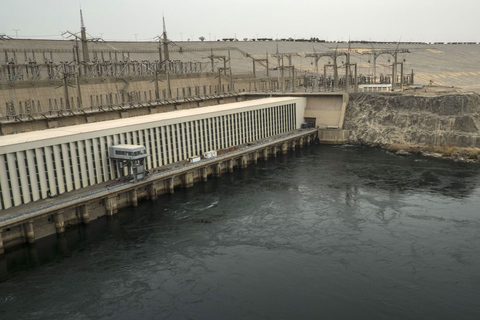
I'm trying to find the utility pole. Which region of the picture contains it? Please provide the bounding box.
[157,36,162,62]
[162,17,170,62]
[80,10,90,62]
[333,48,339,90]
[228,50,233,92]
[358,45,409,87]
[166,65,171,99]
[62,63,71,110]
[345,43,351,92]
[266,52,269,77]
[154,63,160,100]
[73,50,83,108]
[272,46,299,92]
[206,49,228,74]
[306,48,346,91]
[250,54,269,78]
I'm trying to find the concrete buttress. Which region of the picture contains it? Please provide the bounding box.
[215,163,222,177]
[241,155,248,169]
[147,184,158,200]
[0,229,4,255]
[167,177,175,194]
[183,172,194,188]
[105,196,118,216]
[80,205,90,224]
[25,221,35,243]
[129,189,138,207]
[54,212,65,234]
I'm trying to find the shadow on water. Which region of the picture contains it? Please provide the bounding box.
[2,145,480,281]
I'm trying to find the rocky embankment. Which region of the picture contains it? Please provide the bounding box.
[344,92,480,162]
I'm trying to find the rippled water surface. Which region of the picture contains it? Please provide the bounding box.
[1,145,480,320]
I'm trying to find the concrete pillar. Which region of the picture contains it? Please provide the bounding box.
[54,212,65,234]
[167,177,175,194]
[228,159,234,173]
[291,140,296,151]
[273,145,278,157]
[183,172,194,188]
[129,189,138,207]
[241,155,248,169]
[202,167,208,182]
[0,229,4,255]
[307,136,311,145]
[80,205,90,224]
[281,142,288,154]
[147,184,158,200]
[253,152,258,164]
[215,163,222,177]
[263,148,269,160]
[105,196,118,216]
[299,138,304,148]
[25,220,35,243]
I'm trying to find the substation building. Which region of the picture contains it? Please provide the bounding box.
[0,97,306,210]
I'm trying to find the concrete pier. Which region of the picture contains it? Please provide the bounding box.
[80,205,90,224]
[25,221,35,243]
[54,212,65,234]
[0,229,4,254]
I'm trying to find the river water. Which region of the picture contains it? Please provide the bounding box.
[1,145,480,320]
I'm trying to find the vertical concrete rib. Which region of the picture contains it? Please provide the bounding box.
[161,126,167,166]
[93,138,103,183]
[17,151,31,204]
[61,144,73,192]
[166,125,172,164]
[0,155,11,209]
[7,153,21,206]
[156,127,162,166]
[53,145,65,194]
[85,140,95,186]
[26,149,40,201]
[77,141,88,187]
[99,136,108,180]
[69,142,81,190]
[35,148,48,199]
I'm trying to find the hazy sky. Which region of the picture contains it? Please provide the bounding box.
[1,0,479,42]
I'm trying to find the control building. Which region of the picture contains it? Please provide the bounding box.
[0,97,306,210]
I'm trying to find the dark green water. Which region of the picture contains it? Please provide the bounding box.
[1,145,480,320]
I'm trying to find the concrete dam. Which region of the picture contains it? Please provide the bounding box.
[1,29,480,252]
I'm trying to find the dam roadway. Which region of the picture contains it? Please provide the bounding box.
[0,128,318,253]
